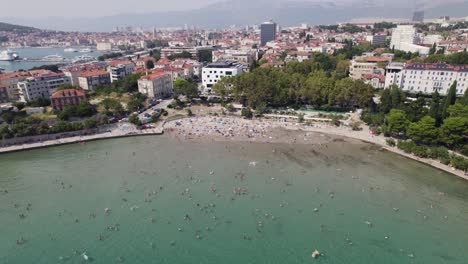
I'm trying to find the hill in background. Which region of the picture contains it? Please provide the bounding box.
[0,22,39,33]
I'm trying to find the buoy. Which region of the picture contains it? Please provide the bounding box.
[311,250,320,258]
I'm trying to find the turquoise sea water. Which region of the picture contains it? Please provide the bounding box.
[1,135,468,263]
[0,47,103,71]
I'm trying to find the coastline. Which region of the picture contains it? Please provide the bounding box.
[163,115,468,181]
[0,115,466,181]
[0,123,163,155]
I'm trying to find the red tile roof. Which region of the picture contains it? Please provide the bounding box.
[363,73,385,82]
[51,89,85,99]
[79,70,109,78]
[139,72,171,81]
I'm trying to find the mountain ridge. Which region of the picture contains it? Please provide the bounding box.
[1,0,467,32]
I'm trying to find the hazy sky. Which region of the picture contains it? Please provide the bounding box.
[1,0,220,18]
[1,0,462,18]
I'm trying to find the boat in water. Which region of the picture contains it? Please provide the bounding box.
[42,54,66,62]
[0,49,19,61]
[79,48,93,53]
[64,48,78,52]
[72,55,97,64]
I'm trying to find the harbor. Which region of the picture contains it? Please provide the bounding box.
[0,47,103,71]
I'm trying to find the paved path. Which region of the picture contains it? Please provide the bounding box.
[0,122,163,154]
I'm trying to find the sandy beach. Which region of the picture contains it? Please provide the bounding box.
[0,113,466,180]
[164,115,468,181]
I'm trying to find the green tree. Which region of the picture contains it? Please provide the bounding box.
[198,50,213,62]
[386,109,409,136]
[442,81,458,119]
[75,101,96,117]
[128,114,142,126]
[447,102,468,118]
[429,90,442,126]
[241,107,253,119]
[379,88,393,113]
[407,116,439,144]
[168,51,192,60]
[439,117,468,147]
[146,60,155,69]
[173,79,198,99]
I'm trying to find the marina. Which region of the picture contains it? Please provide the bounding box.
[0,47,103,71]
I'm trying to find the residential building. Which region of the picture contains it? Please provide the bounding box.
[107,60,136,83]
[386,63,468,95]
[390,25,429,55]
[438,40,468,54]
[349,55,390,80]
[17,71,71,102]
[135,57,156,68]
[371,34,387,46]
[363,74,385,89]
[96,42,112,51]
[62,63,105,87]
[212,50,257,67]
[260,21,277,46]
[160,46,213,61]
[0,85,9,103]
[390,25,417,50]
[202,61,244,93]
[0,71,31,101]
[50,89,86,111]
[78,70,111,91]
[384,62,405,88]
[138,72,173,99]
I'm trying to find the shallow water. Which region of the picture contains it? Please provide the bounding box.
[1,135,468,264]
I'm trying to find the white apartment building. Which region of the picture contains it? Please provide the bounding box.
[107,60,136,83]
[390,25,417,50]
[390,25,430,55]
[202,61,244,93]
[17,72,71,102]
[138,72,173,99]
[385,63,468,95]
[212,50,257,67]
[96,42,112,51]
[384,62,405,88]
[78,70,111,91]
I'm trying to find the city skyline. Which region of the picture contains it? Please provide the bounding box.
[1,0,465,18]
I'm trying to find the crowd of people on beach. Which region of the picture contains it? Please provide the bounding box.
[165,116,276,141]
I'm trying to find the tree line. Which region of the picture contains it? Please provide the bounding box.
[213,53,373,111]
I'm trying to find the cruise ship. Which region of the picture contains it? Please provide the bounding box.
[72,55,96,64]
[0,50,19,61]
[42,54,66,62]
[79,48,93,53]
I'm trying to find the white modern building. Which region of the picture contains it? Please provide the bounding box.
[384,62,405,88]
[17,72,71,102]
[107,60,136,83]
[390,25,417,50]
[385,63,468,95]
[96,42,112,51]
[390,25,430,55]
[138,72,173,99]
[201,61,244,93]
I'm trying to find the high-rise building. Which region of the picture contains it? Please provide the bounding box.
[412,11,424,22]
[390,25,430,55]
[260,20,277,46]
[390,25,417,50]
